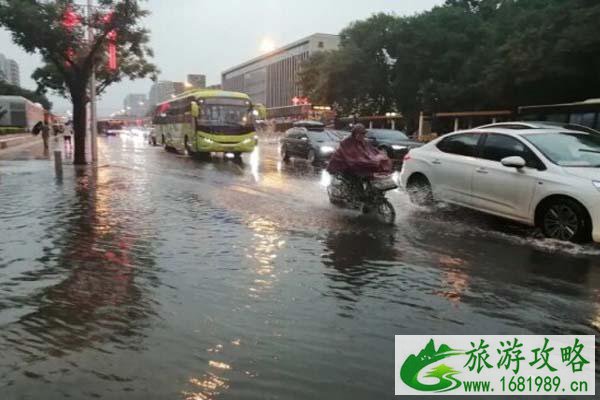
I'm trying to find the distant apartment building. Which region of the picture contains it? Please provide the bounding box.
[221,33,339,107]
[123,93,148,117]
[0,53,20,87]
[187,74,206,89]
[147,81,185,110]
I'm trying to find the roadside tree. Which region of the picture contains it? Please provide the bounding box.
[0,0,157,164]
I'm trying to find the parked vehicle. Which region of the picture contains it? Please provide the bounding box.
[280,122,340,165]
[400,127,600,243]
[477,121,600,135]
[366,129,422,165]
[328,173,398,224]
[0,95,45,132]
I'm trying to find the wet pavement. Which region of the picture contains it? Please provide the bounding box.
[0,134,599,399]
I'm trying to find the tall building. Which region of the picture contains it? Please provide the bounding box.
[123,93,148,117]
[187,74,206,89]
[0,53,20,86]
[147,81,185,110]
[221,33,339,107]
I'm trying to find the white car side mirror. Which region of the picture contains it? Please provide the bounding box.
[501,156,526,169]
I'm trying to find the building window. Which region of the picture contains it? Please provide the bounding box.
[318,41,324,48]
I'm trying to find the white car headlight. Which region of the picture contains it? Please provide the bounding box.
[320,145,335,154]
[241,138,253,144]
[593,181,600,191]
[391,145,407,150]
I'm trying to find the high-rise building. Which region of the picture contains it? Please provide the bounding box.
[187,74,206,89]
[123,93,148,117]
[8,60,19,87]
[221,33,339,107]
[0,53,20,87]
[147,81,185,111]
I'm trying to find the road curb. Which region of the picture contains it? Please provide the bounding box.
[0,134,35,149]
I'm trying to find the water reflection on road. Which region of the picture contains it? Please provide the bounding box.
[0,136,598,399]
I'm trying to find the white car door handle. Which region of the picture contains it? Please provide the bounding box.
[476,167,488,174]
[432,159,442,165]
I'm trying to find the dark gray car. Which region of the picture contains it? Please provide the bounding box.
[365,129,422,166]
[280,126,340,165]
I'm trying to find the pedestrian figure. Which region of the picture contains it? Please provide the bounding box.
[41,121,50,152]
[63,121,73,149]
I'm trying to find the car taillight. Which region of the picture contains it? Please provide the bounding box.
[403,153,411,162]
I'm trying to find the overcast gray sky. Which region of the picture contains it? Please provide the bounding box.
[0,0,443,117]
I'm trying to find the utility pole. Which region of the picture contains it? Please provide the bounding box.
[88,0,98,163]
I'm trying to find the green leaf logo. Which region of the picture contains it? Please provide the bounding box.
[400,339,464,392]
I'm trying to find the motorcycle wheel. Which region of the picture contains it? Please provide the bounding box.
[374,199,396,225]
[327,185,344,206]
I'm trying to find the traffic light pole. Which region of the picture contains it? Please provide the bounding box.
[88,0,98,163]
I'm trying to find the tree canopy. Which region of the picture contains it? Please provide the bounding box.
[299,0,600,124]
[0,80,52,110]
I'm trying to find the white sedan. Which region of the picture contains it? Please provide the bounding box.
[400,128,600,243]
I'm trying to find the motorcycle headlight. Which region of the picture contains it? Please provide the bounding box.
[320,145,335,154]
[391,145,407,150]
[593,180,600,191]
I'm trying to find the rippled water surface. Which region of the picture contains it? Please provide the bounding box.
[1,136,599,399]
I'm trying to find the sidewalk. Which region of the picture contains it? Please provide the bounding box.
[0,135,69,161]
[0,133,34,149]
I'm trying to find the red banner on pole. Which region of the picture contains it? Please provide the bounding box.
[103,11,118,71]
[62,5,81,67]
[107,30,117,70]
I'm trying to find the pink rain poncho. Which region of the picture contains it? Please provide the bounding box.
[327,134,393,176]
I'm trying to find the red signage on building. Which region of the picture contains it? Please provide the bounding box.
[292,96,310,106]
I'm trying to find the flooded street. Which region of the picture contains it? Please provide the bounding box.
[1,135,599,399]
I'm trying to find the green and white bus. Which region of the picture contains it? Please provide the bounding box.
[152,89,258,157]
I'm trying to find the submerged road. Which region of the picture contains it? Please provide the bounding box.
[0,134,598,399]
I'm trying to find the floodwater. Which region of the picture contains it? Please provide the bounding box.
[0,135,598,399]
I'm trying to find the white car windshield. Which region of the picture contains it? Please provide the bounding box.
[525,132,600,167]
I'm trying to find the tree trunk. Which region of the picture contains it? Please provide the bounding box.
[72,89,88,165]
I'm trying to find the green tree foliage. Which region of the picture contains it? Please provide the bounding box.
[0,0,158,164]
[0,80,52,110]
[299,0,600,127]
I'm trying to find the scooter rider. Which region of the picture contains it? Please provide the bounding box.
[327,123,392,190]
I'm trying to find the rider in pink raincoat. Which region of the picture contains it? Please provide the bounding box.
[327,123,392,176]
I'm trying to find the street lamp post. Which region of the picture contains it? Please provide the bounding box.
[88,0,98,163]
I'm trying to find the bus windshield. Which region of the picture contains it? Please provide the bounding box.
[198,98,252,127]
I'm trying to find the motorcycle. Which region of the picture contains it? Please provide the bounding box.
[327,173,398,224]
